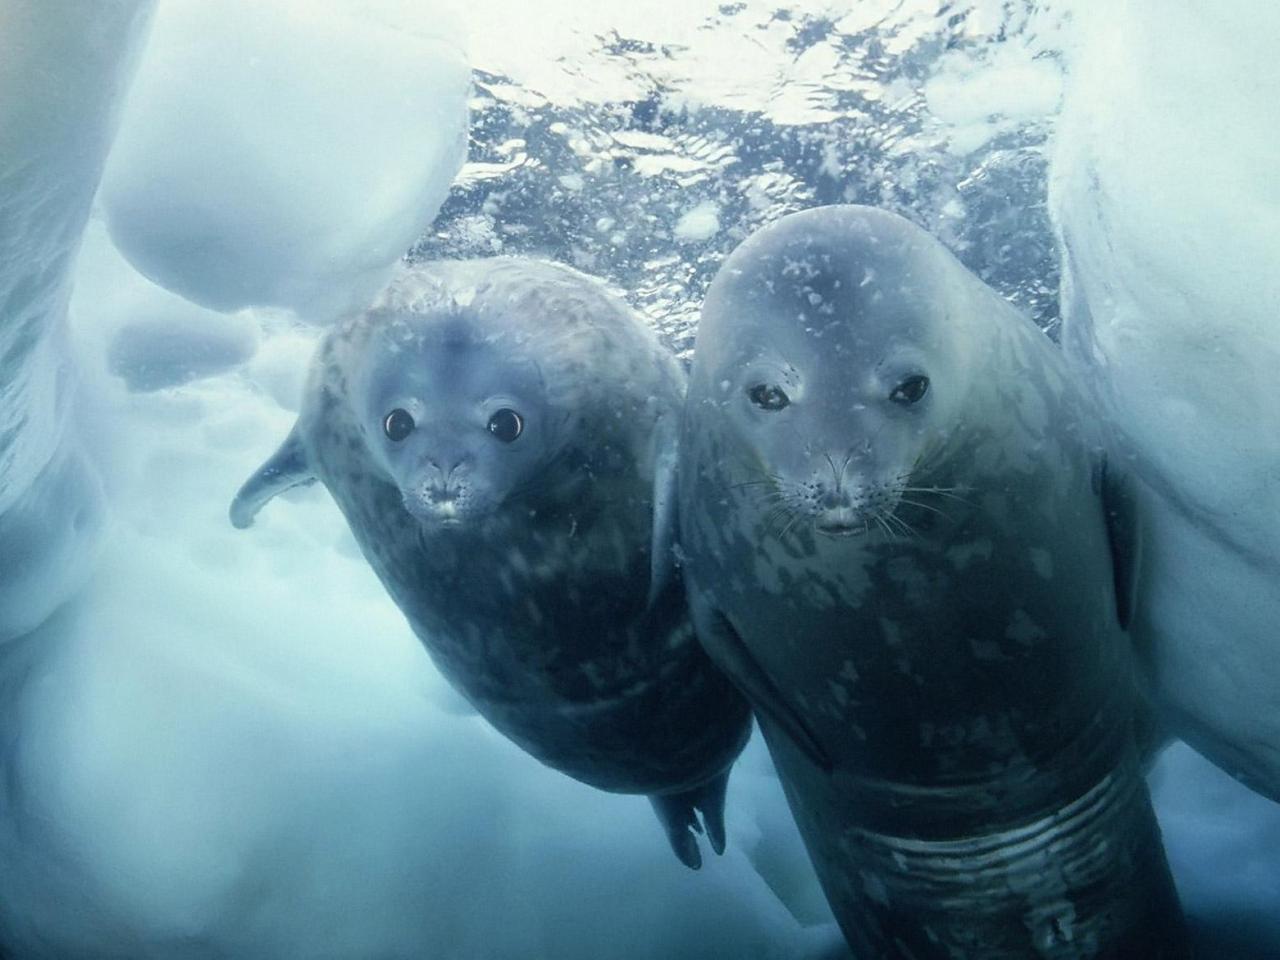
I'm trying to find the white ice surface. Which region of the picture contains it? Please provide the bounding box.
[0,0,155,641]
[1050,0,1280,797]
[99,0,471,319]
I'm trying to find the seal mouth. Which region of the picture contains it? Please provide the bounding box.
[814,520,865,538]
[813,505,866,538]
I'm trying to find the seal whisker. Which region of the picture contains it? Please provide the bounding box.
[885,511,919,539]
[872,514,897,541]
[877,511,905,539]
[902,485,973,505]
[762,504,794,535]
[778,512,806,544]
[897,497,951,520]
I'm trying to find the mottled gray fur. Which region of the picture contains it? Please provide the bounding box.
[679,206,1189,957]
[233,258,750,868]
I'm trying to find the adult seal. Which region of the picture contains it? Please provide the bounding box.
[231,258,751,868]
[678,206,1190,957]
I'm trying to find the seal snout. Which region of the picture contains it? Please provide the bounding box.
[404,459,476,525]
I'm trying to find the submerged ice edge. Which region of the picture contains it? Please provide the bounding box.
[0,0,156,642]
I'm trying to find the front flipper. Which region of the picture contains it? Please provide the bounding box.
[1095,453,1141,631]
[649,770,732,870]
[688,589,833,773]
[229,426,316,529]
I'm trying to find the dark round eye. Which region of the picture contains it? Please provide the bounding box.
[383,408,415,442]
[748,383,790,411]
[889,375,930,406]
[487,407,524,443]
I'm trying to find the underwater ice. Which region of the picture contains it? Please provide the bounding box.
[0,0,153,643]
[0,2,840,957]
[99,0,471,319]
[1,0,1278,956]
[1051,1,1280,800]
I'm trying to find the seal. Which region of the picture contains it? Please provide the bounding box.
[678,206,1191,956]
[230,258,751,869]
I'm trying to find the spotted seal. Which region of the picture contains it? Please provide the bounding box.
[231,258,750,868]
[678,206,1190,955]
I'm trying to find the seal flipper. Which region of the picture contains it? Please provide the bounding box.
[649,791,704,870]
[1096,453,1140,631]
[646,416,679,609]
[688,589,833,773]
[648,768,733,870]
[691,768,730,856]
[229,426,316,529]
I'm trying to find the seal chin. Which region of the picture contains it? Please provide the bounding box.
[402,494,470,528]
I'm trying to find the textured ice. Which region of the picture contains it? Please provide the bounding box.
[0,0,154,641]
[71,223,260,393]
[99,0,471,319]
[1051,0,1280,799]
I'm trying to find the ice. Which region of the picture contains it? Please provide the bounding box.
[71,223,260,394]
[0,0,155,641]
[1050,1,1280,798]
[0,4,837,954]
[98,0,471,319]
[674,202,722,243]
[0,359,836,958]
[1151,744,1280,957]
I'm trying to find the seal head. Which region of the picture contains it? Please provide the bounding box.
[698,210,976,542]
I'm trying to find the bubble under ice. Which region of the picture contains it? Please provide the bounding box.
[0,1,1278,958]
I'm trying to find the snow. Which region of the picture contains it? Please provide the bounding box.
[98,0,471,319]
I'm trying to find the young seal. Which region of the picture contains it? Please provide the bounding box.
[231,258,751,869]
[678,206,1191,957]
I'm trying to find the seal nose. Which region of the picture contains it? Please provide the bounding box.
[819,486,847,510]
[423,481,455,504]
[420,457,470,504]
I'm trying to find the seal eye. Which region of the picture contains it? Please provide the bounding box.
[487,407,524,443]
[383,408,415,442]
[889,375,930,406]
[748,383,790,411]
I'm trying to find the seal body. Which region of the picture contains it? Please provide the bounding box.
[679,206,1189,956]
[232,258,750,868]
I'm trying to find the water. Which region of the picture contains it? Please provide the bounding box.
[418,0,1062,357]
